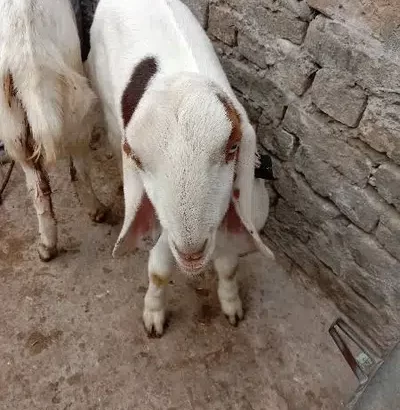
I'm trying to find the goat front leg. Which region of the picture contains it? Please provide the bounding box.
[143,231,174,337]
[20,160,58,262]
[69,155,107,222]
[213,251,243,326]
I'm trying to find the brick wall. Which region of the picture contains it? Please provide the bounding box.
[81,0,400,352]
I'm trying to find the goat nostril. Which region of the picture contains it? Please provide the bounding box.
[175,240,207,261]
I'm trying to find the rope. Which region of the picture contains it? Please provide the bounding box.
[0,160,15,205]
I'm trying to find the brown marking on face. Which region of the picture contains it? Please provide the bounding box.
[123,138,143,169]
[3,72,14,108]
[217,96,242,163]
[121,57,158,128]
[151,274,169,288]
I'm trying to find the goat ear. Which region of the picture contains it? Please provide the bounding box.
[112,152,160,257]
[222,101,275,260]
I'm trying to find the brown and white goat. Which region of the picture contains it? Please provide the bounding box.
[87,0,275,335]
[0,0,106,261]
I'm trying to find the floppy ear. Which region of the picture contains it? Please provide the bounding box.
[112,57,160,257]
[112,143,160,257]
[221,100,275,260]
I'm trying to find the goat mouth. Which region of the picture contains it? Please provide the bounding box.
[176,257,208,274]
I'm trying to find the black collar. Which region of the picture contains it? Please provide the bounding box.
[255,154,275,180]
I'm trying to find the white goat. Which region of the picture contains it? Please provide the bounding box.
[87,0,275,336]
[0,0,107,261]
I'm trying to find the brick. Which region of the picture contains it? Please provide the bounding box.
[274,199,315,243]
[250,4,308,45]
[306,0,400,51]
[345,225,400,298]
[304,16,400,90]
[271,51,318,96]
[274,166,341,225]
[236,93,262,124]
[308,220,394,309]
[180,0,210,27]
[221,57,288,122]
[257,96,288,128]
[280,0,314,21]
[359,96,400,166]
[342,261,392,311]
[226,0,308,45]
[295,145,388,232]
[266,217,400,350]
[261,41,318,96]
[348,139,388,168]
[311,69,367,127]
[376,208,400,261]
[225,0,314,21]
[283,103,372,187]
[307,220,351,276]
[208,4,239,46]
[258,125,296,161]
[237,32,280,69]
[330,274,400,351]
[374,163,400,211]
[264,216,327,276]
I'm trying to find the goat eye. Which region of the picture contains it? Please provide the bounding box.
[225,142,239,162]
[228,144,239,154]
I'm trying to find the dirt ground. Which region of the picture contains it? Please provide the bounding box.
[0,142,357,409]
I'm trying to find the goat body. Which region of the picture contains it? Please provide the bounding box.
[87,0,274,335]
[0,0,106,260]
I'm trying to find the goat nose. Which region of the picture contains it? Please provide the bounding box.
[175,240,207,261]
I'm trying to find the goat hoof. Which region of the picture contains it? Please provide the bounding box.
[89,204,108,223]
[225,313,243,327]
[38,244,58,262]
[143,309,166,337]
[222,298,244,327]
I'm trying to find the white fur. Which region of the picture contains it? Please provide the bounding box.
[87,0,274,334]
[0,0,105,259]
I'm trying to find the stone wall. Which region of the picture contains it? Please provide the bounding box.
[80,0,400,352]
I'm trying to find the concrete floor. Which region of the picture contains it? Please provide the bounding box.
[0,143,357,409]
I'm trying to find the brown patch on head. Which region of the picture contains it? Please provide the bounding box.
[123,139,143,169]
[151,274,169,288]
[217,95,242,163]
[3,72,15,108]
[121,57,158,128]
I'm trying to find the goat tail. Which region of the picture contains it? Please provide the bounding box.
[0,71,27,163]
[1,65,97,165]
[14,66,67,164]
